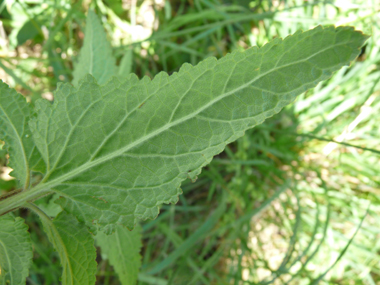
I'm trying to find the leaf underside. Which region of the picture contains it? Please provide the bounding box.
[0,215,33,285]
[1,25,366,234]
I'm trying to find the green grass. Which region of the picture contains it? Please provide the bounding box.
[0,0,379,284]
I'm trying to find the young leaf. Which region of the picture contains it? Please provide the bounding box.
[72,10,117,86]
[0,215,33,285]
[96,224,142,285]
[1,26,367,234]
[28,204,97,285]
[0,83,45,188]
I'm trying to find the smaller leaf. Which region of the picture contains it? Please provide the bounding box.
[96,224,142,285]
[0,215,33,285]
[118,48,133,76]
[0,81,45,188]
[72,10,117,86]
[30,205,97,285]
[16,18,41,46]
[34,194,62,218]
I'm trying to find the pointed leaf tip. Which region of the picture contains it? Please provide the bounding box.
[27,26,368,233]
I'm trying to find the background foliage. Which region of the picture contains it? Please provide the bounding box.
[0,0,379,284]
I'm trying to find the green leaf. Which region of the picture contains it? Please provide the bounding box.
[72,10,117,86]
[96,224,142,285]
[16,18,41,46]
[0,82,45,188]
[22,26,367,233]
[0,215,33,285]
[118,48,133,76]
[29,204,97,285]
[34,194,62,218]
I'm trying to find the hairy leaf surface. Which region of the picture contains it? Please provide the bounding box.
[0,83,44,188]
[72,10,117,86]
[0,215,33,285]
[27,26,367,233]
[34,208,97,285]
[96,224,142,284]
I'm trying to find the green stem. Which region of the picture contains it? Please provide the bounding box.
[24,202,51,221]
[0,188,22,201]
[0,186,52,216]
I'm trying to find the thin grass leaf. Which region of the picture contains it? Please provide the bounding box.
[310,204,370,284]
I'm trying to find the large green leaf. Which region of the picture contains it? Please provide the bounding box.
[0,215,33,285]
[96,224,142,285]
[72,10,117,86]
[30,205,97,285]
[0,83,44,188]
[10,25,365,233]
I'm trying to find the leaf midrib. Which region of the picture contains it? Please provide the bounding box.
[50,224,75,285]
[33,40,351,195]
[115,230,129,276]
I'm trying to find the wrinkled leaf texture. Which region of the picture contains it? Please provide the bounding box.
[0,215,33,285]
[28,26,368,233]
[2,26,367,235]
[0,84,44,188]
[74,11,143,285]
[35,209,97,285]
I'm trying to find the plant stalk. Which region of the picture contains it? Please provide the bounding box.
[0,187,52,216]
